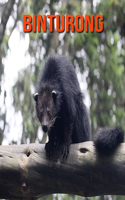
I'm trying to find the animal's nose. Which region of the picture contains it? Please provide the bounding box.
[42,125,48,133]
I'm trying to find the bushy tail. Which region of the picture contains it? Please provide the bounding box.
[94,126,124,154]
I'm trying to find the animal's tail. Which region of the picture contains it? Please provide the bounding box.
[94,126,124,154]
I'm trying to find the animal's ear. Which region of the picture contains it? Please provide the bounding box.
[33,93,39,101]
[52,90,58,100]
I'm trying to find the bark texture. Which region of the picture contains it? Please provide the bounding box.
[0,141,125,199]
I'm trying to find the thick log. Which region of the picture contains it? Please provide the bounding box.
[0,141,125,199]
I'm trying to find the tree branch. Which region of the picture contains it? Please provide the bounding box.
[0,0,16,45]
[0,141,125,199]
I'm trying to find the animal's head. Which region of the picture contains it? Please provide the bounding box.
[33,88,60,133]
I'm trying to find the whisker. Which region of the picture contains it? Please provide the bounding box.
[49,116,57,128]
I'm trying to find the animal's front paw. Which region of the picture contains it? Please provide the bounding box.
[61,143,70,158]
[45,142,54,156]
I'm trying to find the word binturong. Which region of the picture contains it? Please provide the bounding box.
[23,14,104,33]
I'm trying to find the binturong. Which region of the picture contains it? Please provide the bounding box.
[33,55,124,158]
[33,55,91,157]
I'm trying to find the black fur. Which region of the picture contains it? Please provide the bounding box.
[34,55,91,157]
[94,126,124,154]
[34,55,124,157]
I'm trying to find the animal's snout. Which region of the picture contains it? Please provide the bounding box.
[42,124,48,133]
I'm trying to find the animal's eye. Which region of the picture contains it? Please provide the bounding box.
[48,110,51,116]
[47,108,51,116]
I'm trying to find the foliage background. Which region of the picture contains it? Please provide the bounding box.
[0,0,125,200]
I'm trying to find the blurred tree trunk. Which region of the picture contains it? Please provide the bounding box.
[0,2,15,144]
[0,0,15,83]
[0,0,15,45]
